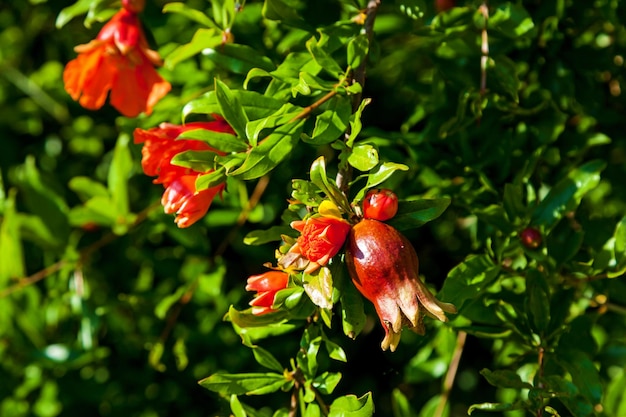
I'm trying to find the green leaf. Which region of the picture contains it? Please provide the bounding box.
[347,144,379,172]
[262,0,311,30]
[307,97,351,145]
[524,268,550,333]
[480,369,533,390]
[306,35,344,78]
[184,90,285,122]
[244,225,293,245]
[68,176,109,201]
[531,160,605,228]
[163,2,218,28]
[439,254,501,309]
[56,0,109,28]
[347,34,369,69]
[250,346,284,373]
[165,28,222,69]
[313,371,342,395]
[489,55,519,102]
[391,388,415,417]
[14,156,69,247]
[387,198,451,231]
[339,282,366,339]
[231,120,304,180]
[204,44,276,75]
[0,189,25,281]
[352,162,409,202]
[603,369,626,417]
[309,156,351,214]
[346,98,370,148]
[170,150,219,173]
[228,305,289,328]
[230,395,247,417]
[215,79,250,141]
[489,3,535,38]
[324,339,347,362]
[555,350,602,406]
[108,134,134,231]
[179,128,248,153]
[328,393,374,417]
[302,267,334,310]
[245,103,303,144]
[199,372,285,395]
[503,183,525,222]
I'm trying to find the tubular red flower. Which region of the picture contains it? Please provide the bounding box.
[63,8,170,117]
[246,271,290,315]
[133,118,235,227]
[346,219,456,351]
[362,189,398,221]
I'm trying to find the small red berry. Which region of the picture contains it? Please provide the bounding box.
[363,189,399,221]
[435,0,455,13]
[520,227,542,249]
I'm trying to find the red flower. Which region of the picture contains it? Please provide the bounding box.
[287,201,351,273]
[133,119,235,227]
[346,219,456,351]
[63,8,171,117]
[246,271,290,315]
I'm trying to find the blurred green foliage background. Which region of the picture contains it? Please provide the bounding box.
[1,0,626,416]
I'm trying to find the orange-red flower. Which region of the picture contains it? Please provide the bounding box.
[63,8,171,117]
[246,271,290,315]
[346,219,456,351]
[286,201,351,273]
[133,119,235,227]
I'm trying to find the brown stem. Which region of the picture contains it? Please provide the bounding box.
[434,330,467,417]
[0,203,159,299]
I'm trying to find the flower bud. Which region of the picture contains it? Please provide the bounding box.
[362,189,398,221]
[246,271,290,315]
[520,227,542,249]
[346,219,456,351]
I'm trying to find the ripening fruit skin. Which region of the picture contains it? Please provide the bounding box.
[345,219,456,351]
[362,189,399,221]
[520,227,542,249]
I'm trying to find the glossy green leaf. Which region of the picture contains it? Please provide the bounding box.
[179,128,248,153]
[215,79,250,141]
[204,44,276,75]
[524,268,550,333]
[555,350,602,406]
[251,345,284,373]
[230,120,304,180]
[328,392,374,417]
[387,197,451,231]
[489,3,535,38]
[55,0,108,28]
[307,97,351,145]
[503,183,525,221]
[347,144,379,172]
[306,36,343,78]
[199,372,285,395]
[352,162,409,202]
[108,134,133,222]
[309,156,352,214]
[184,89,284,121]
[391,388,415,417]
[165,28,222,69]
[262,0,310,30]
[228,305,289,328]
[302,267,333,310]
[531,160,605,228]
[347,34,369,69]
[480,369,533,390]
[245,103,303,144]
[170,150,219,173]
[439,254,501,309]
[313,371,342,395]
[603,369,626,417]
[230,395,247,417]
[244,225,293,245]
[163,2,218,28]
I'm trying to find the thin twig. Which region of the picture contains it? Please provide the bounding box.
[536,345,545,417]
[434,330,467,417]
